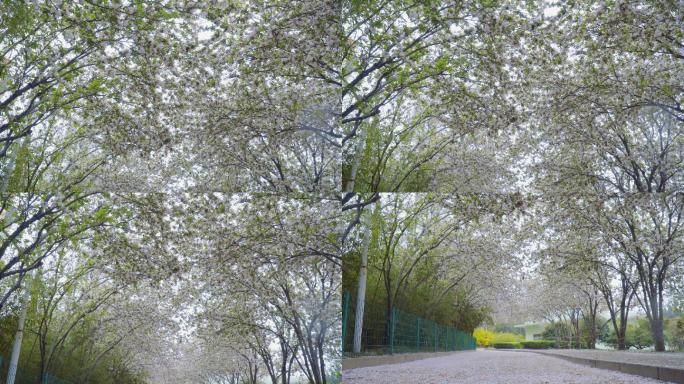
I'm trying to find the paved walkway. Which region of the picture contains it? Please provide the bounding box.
[342,349,675,384]
[534,349,684,369]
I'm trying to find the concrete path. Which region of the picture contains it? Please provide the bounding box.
[342,349,675,383]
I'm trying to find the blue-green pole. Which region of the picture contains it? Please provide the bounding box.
[416,317,420,352]
[433,322,437,352]
[342,291,350,352]
[390,307,397,354]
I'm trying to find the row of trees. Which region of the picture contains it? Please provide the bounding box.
[170,195,343,384]
[532,51,684,349]
[341,5,683,347]
[2,0,682,382]
[1,193,346,383]
[342,193,527,353]
[2,1,346,383]
[0,193,181,383]
[531,142,684,352]
[477,1,684,353]
[537,314,684,351]
[0,253,153,383]
[341,1,683,197]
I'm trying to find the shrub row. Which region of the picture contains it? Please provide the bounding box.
[492,342,521,349]
[491,340,557,349]
[520,340,555,349]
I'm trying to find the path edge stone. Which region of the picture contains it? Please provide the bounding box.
[522,350,684,384]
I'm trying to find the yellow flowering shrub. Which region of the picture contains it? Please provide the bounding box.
[473,328,494,347]
[474,329,525,347]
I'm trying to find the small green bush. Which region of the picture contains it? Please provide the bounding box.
[520,340,555,349]
[603,318,653,350]
[665,317,684,351]
[492,342,521,349]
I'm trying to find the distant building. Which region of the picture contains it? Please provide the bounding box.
[513,322,547,341]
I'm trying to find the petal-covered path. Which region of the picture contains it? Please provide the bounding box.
[342,349,673,384]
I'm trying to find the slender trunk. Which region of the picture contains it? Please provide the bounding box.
[385,294,393,353]
[249,363,258,384]
[282,285,323,384]
[317,318,328,384]
[261,346,277,384]
[599,267,633,350]
[6,274,31,384]
[570,310,580,348]
[584,300,598,349]
[280,338,289,384]
[654,280,666,351]
[38,333,47,384]
[352,207,372,354]
[617,312,629,350]
[307,325,323,384]
[286,346,296,384]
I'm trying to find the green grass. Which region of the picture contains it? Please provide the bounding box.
[492,332,525,344]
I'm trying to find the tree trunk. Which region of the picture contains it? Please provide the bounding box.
[249,363,258,384]
[586,318,596,349]
[651,317,665,352]
[352,209,372,354]
[641,274,667,352]
[584,299,599,349]
[616,331,627,350]
[280,337,290,384]
[386,294,393,353]
[6,274,31,384]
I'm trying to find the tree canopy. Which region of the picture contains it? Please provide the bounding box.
[1,0,683,383]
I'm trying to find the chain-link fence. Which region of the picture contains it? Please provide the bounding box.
[342,291,476,356]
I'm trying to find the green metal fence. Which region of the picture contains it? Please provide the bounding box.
[0,355,74,384]
[40,373,75,384]
[342,291,476,356]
